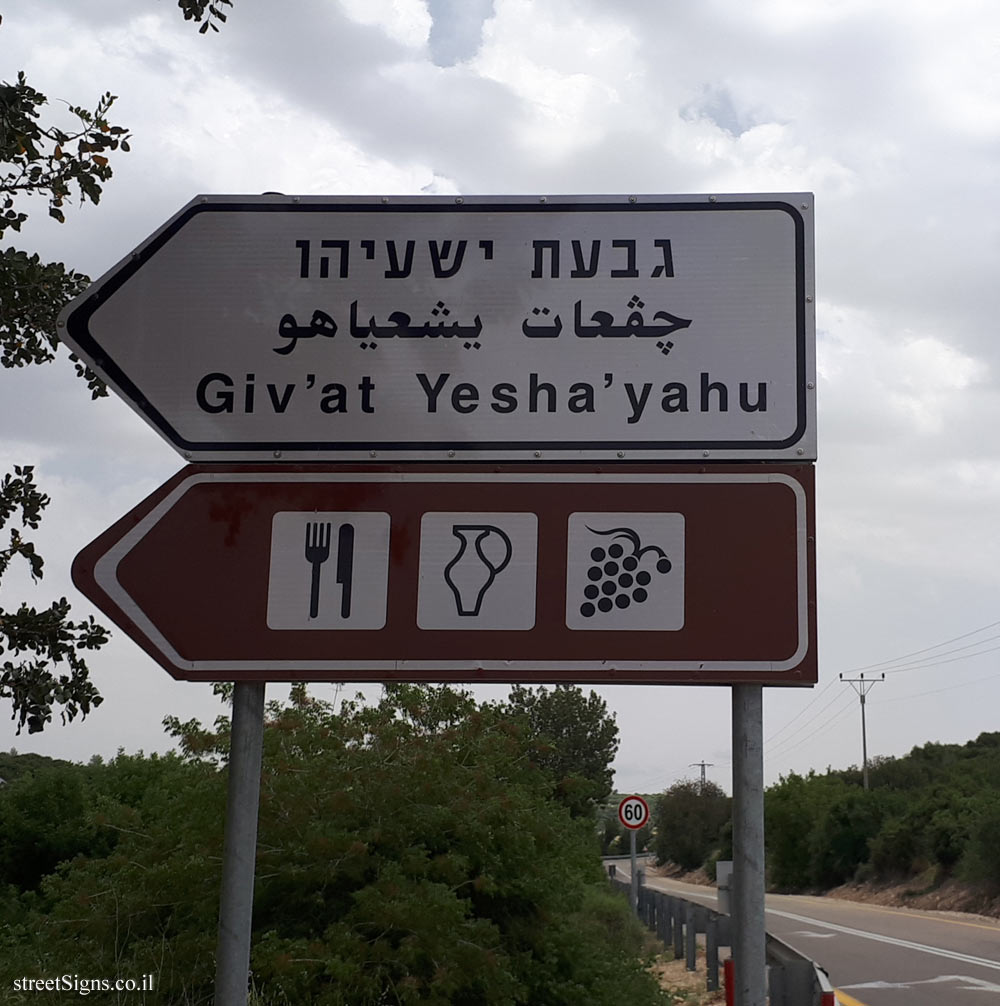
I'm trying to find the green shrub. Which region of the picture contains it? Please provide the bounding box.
[869,817,923,878]
[0,686,667,1005]
[808,789,884,889]
[653,780,730,871]
[959,797,1000,889]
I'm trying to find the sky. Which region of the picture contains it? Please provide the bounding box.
[2,0,1000,794]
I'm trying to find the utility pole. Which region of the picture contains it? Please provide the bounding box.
[839,672,884,789]
[690,760,714,791]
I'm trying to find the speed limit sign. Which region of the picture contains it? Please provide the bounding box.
[618,794,650,830]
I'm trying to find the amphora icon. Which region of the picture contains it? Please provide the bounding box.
[443,524,513,616]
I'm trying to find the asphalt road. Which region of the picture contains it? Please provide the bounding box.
[621,870,1000,1005]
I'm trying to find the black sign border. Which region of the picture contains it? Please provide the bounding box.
[64,199,811,458]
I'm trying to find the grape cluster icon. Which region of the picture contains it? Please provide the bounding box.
[579,526,673,618]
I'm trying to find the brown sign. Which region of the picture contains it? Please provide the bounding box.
[72,464,816,685]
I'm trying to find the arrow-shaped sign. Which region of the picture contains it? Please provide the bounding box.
[71,465,815,684]
[57,194,815,463]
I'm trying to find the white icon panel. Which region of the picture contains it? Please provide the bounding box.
[266,509,683,634]
[417,513,537,630]
[565,513,685,630]
[267,511,390,630]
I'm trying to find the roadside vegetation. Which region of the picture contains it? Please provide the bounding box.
[0,683,673,1004]
[646,732,1000,906]
[765,733,1000,894]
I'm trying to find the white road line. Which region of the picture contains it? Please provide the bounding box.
[841,975,1000,993]
[767,908,1000,972]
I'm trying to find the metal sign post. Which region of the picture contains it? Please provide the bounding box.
[617,794,650,916]
[214,681,265,1006]
[731,685,766,1006]
[630,829,638,914]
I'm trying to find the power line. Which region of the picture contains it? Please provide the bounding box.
[880,641,1000,675]
[766,696,858,764]
[763,617,1000,749]
[764,680,837,745]
[765,688,852,758]
[872,669,1000,705]
[770,668,1000,773]
[838,618,1000,676]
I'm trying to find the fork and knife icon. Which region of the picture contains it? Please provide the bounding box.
[304,521,355,619]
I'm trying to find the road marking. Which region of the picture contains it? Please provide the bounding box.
[650,879,1000,935]
[635,875,1000,1001]
[790,895,1000,933]
[841,974,1000,993]
[767,908,1000,971]
[834,991,869,1006]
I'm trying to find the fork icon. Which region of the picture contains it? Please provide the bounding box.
[304,522,332,618]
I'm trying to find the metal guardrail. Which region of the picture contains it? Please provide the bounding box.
[766,931,837,1006]
[608,865,835,1006]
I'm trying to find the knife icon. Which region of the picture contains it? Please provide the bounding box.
[336,523,355,618]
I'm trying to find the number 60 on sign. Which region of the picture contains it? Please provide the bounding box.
[618,794,650,830]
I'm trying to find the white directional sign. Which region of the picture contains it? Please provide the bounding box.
[58,194,815,462]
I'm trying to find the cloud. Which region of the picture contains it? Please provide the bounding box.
[4,0,1000,792]
[340,0,432,49]
[818,302,989,442]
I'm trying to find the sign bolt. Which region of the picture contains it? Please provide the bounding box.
[369,450,377,458]
[447,450,456,458]
[272,450,282,458]
[617,450,625,458]
[703,450,710,457]
[534,450,542,458]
